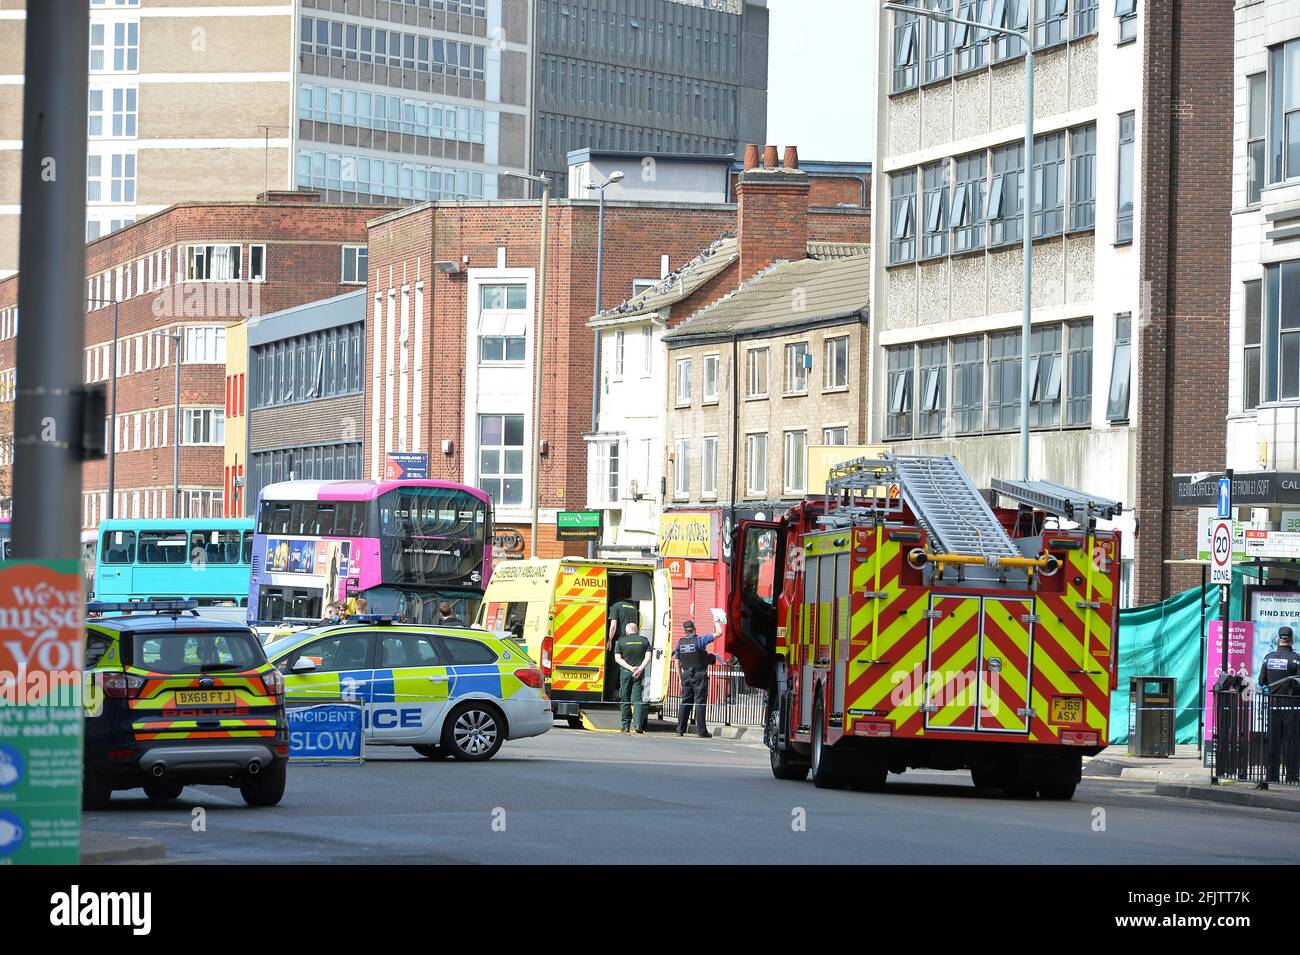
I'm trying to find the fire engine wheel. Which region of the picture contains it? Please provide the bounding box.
[1037,781,1077,801]
[810,695,849,790]
[768,699,810,781]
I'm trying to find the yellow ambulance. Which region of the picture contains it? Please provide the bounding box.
[475,559,672,727]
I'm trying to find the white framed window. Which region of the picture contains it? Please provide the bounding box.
[745,433,767,496]
[89,23,107,71]
[612,330,625,379]
[746,347,769,398]
[785,342,810,394]
[783,430,807,495]
[593,440,620,506]
[86,155,103,202]
[112,21,139,72]
[111,87,137,136]
[702,354,719,403]
[674,438,690,498]
[478,414,525,506]
[182,408,225,446]
[477,284,527,363]
[675,358,692,405]
[824,336,849,390]
[184,326,227,364]
[701,436,718,498]
[132,413,142,450]
[823,426,849,446]
[187,244,241,281]
[341,245,368,284]
[88,89,105,136]
[248,244,266,282]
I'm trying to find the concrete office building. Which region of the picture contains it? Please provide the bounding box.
[533,0,769,195]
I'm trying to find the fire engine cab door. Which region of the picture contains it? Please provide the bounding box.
[977,597,1034,733]
[728,521,782,690]
[924,595,981,730]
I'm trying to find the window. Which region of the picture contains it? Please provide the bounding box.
[1116,0,1137,43]
[1248,73,1266,206]
[188,244,242,281]
[889,170,917,264]
[674,438,690,498]
[478,284,527,363]
[701,436,718,497]
[248,244,266,282]
[745,433,767,496]
[784,431,807,495]
[182,408,225,446]
[593,440,620,505]
[952,152,986,253]
[921,161,949,259]
[1074,0,1099,37]
[1116,112,1136,243]
[342,245,368,284]
[823,427,848,446]
[746,347,769,397]
[1262,261,1300,402]
[991,0,1028,62]
[953,0,988,73]
[1066,321,1093,426]
[1069,124,1097,231]
[1268,41,1300,186]
[613,330,626,378]
[925,0,952,83]
[988,142,1024,246]
[952,335,984,434]
[86,155,103,202]
[785,342,810,394]
[1036,0,1067,47]
[101,530,135,564]
[90,23,106,71]
[109,153,135,203]
[918,341,947,437]
[1107,314,1132,421]
[892,1,919,93]
[478,414,525,507]
[702,354,719,402]
[184,326,226,364]
[111,87,136,136]
[112,21,139,72]
[1244,280,1262,411]
[886,346,914,440]
[88,89,105,137]
[675,358,692,404]
[1028,325,1062,428]
[824,336,849,390]
[988,330,1022,432]
[1033,131,1065,238]
[138,529,188,564]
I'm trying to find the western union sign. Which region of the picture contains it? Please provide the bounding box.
[659,512,718,560]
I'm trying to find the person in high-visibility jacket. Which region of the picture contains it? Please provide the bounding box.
[674,620,717,738]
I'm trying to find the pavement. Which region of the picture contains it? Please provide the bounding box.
[80,829,166,864]
[79,726,1300,864]
[1083,743,1300,813]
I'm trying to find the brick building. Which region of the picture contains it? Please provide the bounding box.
[362,153,871,559]
[0,196,383,532]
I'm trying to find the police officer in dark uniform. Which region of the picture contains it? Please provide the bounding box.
[674,620,717,738]
[1259,626,1300,783]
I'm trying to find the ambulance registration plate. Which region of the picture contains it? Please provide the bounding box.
[1049,696,1084,725]
[175,689,236,706]
[556,668,597,684]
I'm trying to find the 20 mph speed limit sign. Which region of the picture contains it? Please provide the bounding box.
[1211,519,1234,585]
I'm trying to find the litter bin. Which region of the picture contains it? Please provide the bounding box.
[1128,676,1176,758]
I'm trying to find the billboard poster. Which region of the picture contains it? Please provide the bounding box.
[264,538,354,609]
[1204,620,1253,741]
[385,452,429,480]
[1249,588,1300,682]
[0,561,85,864]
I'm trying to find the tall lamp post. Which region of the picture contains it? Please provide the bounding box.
[87,297,121,518]
[884,3,1035,481]
[502,171,551,558]
[585,169,625,559]
[149,330,183,517]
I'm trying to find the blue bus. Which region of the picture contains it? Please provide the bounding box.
[95,518,255,607]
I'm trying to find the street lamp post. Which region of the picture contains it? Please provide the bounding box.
[503,172,552,558]
[884,3,1035,481]
[87,297,121,518]
[585,169,625,559]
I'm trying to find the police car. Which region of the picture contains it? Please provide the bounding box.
[264,619,551,761]
[84,601,289,809]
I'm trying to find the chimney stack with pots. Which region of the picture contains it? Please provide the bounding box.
[736,144,811,279]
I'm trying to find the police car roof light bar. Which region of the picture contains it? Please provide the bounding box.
[87,599,200,615]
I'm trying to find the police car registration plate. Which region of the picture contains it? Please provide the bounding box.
[175,689,237,706]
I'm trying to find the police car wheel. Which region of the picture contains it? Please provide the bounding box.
[143,780,184,800]
[442,702,504,761]
[412,744,450,760]
[239,764,287,807]
[82,767,113,810]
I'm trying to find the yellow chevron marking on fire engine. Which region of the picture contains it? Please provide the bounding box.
[980,601,1031,728]
[1037,600,1087,666]
[926,600,980,728]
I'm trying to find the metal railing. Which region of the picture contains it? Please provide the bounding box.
[1210,689,1300,787]
[664,662,767,727]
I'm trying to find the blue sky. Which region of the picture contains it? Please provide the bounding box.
[765,0,876,163]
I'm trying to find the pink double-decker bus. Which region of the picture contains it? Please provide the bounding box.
[248,479,493,626]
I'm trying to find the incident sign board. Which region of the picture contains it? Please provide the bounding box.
[0,560,85,864]
[287,703,364,764]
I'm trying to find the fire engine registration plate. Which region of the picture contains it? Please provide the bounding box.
[1049,696,1084,725]
[175,689,237,706]
[556,668,598,683]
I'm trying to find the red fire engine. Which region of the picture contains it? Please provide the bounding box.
[725,454,1123,799]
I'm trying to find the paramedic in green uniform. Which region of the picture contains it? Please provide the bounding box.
[614,622,653,733]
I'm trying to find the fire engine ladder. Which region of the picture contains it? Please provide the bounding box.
[989,477,1123,530]
[891,455,1020,562]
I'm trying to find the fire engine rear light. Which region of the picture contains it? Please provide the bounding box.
[102,672,146,699]
[853,720,893,737]
[1061,730,1099,746]
[514,667,545,690]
